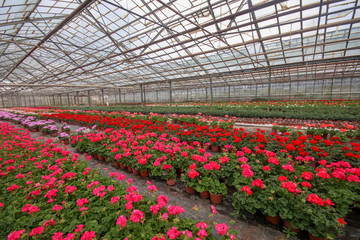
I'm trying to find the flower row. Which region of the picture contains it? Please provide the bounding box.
[0,122,236,240]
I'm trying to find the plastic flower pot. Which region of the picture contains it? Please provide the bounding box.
[308,232,326,240]
[200,191,210,199]
[166,178,176,186]
[132,168,140,176]
[51,132,58,137]
[61,139,69,145]
[284,220,299,233]
[210,193,222,204]
[211,145,220,152]
[41,132,47,136]
[185,186,195,194]
[140,170,149,178]
[265,214,281,225]
[98,155,105,161]
[127,166,133,172]
[120,163,126,169]
[113,161,120,168]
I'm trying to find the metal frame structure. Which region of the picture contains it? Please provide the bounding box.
[0,0,359,106]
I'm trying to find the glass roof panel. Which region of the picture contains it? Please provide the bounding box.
[0,0,358,95]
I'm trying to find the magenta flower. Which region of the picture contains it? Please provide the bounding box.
[130,209,144,223]
[116,215,127,229]
[215,223,229,236]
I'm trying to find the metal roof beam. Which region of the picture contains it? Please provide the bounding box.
[0,0,96,83]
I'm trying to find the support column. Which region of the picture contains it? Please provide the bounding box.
[140,84,144,107]
[255,84,258,100]
[289,80,292,100]
[76,91,80,105]
[156,91,159,103]
[88,90,91,106]
[32,95,36,107]
[59,94,63,106]
[101,89,105,105]
[118,89,121,104]
[186,89,189,102]
[205,88,208,102]
[169,81,172,107]
[143,85,146,105]
[22,95,26,107]
[16,95,21,107]
[312,80,316,99]
[1,95,5,107]
[209,76,213,107]
[267,70,271,112]
[228,86,231,101]
[350,77,353,100]
[67,93,70,106]
[330,79,334,100]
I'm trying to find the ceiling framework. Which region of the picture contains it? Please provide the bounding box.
[0,0,359,96]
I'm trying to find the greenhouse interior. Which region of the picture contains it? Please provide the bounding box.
[0,0,360,240]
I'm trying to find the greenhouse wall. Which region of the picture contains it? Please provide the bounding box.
[1,78,359,107]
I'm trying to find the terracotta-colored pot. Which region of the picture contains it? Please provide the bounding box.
[265,215,281,225]
[120,163,126,169]
[308,232,326,240]
[140,170,149,178]
[113,161,120,168]
[185,186,195,194]
[31,128,37,132]
[306,161,317,168]
[51,132,58,137]
[284,220,299,233]
[166,178,176,186]
[211,145,220,152]
[127,166,133,172]
[98,155,105,161]
[200,191,210,199]
[61,139,69,145]
[210,193,222,204]
[41,132,47,136]
[132,168,140,176]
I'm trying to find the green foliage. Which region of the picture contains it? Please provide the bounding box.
[57,103,360,121]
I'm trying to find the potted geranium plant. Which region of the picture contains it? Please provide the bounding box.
[58,132,70,145]
[180,167,200,194]
[151,162,177,186]
[209,177,227,204]
[40,125,49,135]
[62,125,71,134]
[194,176,213,199]
[48,125,59,137]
